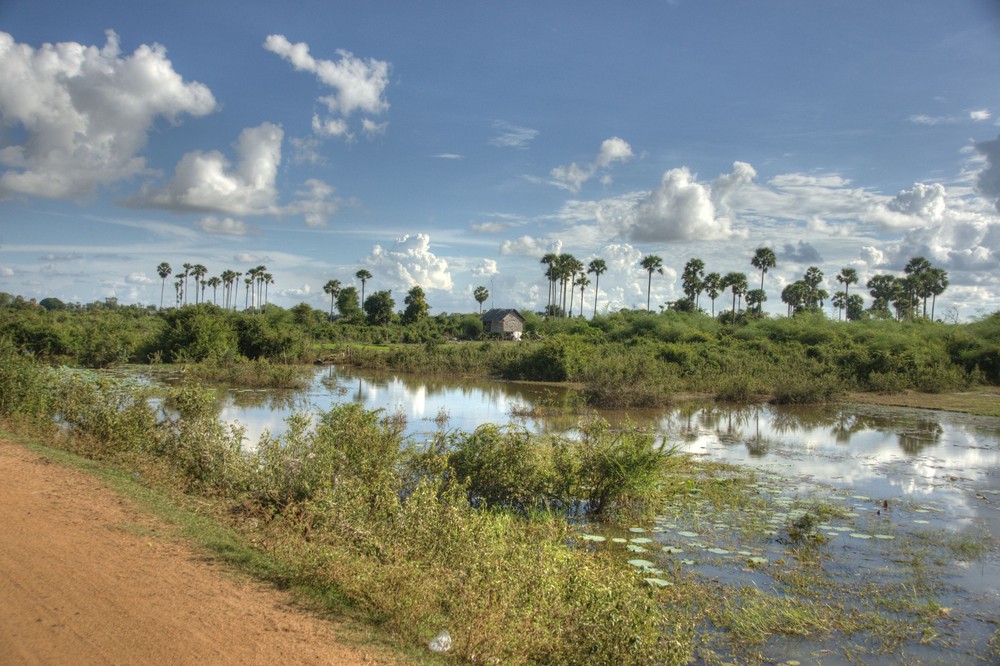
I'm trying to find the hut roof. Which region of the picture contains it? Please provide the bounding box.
[481,308,525,323]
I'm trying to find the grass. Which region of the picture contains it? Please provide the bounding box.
[845,387,1000,417]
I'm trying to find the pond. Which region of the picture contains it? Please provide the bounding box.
[148,364,1000,663]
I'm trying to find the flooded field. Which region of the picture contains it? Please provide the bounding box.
[146,365,1000,663]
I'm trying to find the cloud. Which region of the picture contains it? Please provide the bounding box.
[550,137,633,192]
[909,114,950,126]
[626,167,739,242]
[264,35,389,141]
[490,121,538,149]
[433,153,463,160]
[0,30,216,200]
[472,259,498,278]
[779,240,824,264]
[471,221,512,233]
[125,271,154,285]
[499,235,556,256]
[197,216,253,236]
[975,134,1000,211]
[127,123,282,215]
[363,233,452,291]
[286,178,341,227]
[970,109,991,122]
[0,267,14,278]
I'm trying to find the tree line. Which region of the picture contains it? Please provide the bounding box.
[536,247,950,324]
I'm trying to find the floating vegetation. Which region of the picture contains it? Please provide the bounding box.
[579,533,605,542]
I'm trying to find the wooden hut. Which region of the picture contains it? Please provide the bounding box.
[481,308,525,340]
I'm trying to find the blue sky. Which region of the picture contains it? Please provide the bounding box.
[2,1,1000,319]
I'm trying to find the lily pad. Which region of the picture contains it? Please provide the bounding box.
[747,556,769,566]
[629,527,647,533]
[627,559,655,569]
[630,537,653,544]
[707,548,731,555]
[677,531,700,538]
[873,534,895,540]
[626,544,649,553]
[662,546,684,554]
[611,537,628,544]
[579,534,605,542]
[849,533,872,539]
[645,578,673,588]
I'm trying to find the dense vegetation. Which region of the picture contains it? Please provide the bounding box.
[2,290,998,410]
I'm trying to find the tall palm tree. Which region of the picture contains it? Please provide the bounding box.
[751,246,777,292]
[703,272,721,317]
[721,271,748,324]
[207,276,222,305]
[356,269,373,305]
[575,274,590,317]
[473,285,489,313]
[181,263,192,305]
[587,258,606,318]
[323,279,342,318]
[835,267,859,321]
[540,253,559,313]
[928,267,949,320]
[640,255,663,312]
[191,264,208,305]
[263,273,273,307]
[156,262,172,310]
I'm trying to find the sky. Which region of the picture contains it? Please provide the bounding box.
[2,1,1000,320]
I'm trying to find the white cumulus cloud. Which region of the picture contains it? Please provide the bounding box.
[627,167,737,242]
[550,136,633,192]
[264,35,389,141]
[363,234,452,291]
[472,259,498,278]
[127,123,282,215]
[0,30,216,199]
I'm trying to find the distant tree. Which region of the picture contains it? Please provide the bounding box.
[39,297,66,311]
[323,279,342,318]
[181,263,192,305]
[681,258,705,309]
[745,288,766,315]
[750,246,777,292]
[640,255,664,312]
[557,254,583,316]
[721,272,748,324]
[574,274,591,317]
[587,258,607,317]
[540,253,559,313]
[928,267,949,320]
[473,285,489,313]
[781,281,809,316]
[336,286,362,319]
[206,276,222,305]
[866,274,896,318]
[401,286,429,325]
[904,256,933,318]
[356,269,373,305]
[845,294,865,321]
[835,267,859,321]
[191,264,208,305]
[703,272,722,317]
[364,290,395,326]
[156,262,172,309]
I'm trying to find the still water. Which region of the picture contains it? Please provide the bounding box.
[168,365,1000,662]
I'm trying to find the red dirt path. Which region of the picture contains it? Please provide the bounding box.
[0,440,397,665]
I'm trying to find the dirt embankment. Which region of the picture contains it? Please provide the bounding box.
[0,440,395,666]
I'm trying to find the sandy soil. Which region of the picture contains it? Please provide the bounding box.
[0,440,397,666]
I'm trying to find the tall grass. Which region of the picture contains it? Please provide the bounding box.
[0,345,686,665]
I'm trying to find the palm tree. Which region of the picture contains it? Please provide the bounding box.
[587,258,607,318]
[191,264,208,304]
[473,285,489,313]
[703,272,721,317]
[323,280,342,318]
[555,254,582,316]
[207,276,222,305]
[751,247,777,292]
[540,253,559,313]
[928,267,948,320]
[156,262,172,310]
[263,272,273,307]
[356,269,373,305]
[835,267,859,321]
[181,263,192,305]
[640,255,663,312]
[575,274,590,317]
[721,271,748,324]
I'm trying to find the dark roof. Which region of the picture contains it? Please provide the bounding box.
[481,308,525,323]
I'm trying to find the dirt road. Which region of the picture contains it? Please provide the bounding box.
[0,440,393,665]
